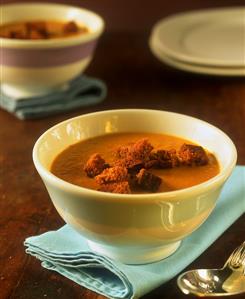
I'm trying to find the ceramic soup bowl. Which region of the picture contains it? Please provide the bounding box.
[0,2,104,97]
[33,109,237,264]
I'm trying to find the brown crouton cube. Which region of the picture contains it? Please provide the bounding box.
[115,138,153,161]
[114,139,153,172]
[9,30,25,39]
[114,145,131,159]
[144,159,160,169]
[169,149,180,167]
[26,21,47,32]
[178,144,208,166]
[84,153,108,178]
[128,173,138,188]
[136,169,162,192]
[98,181,131,194]
[146,149,179,169]
[147,150,172,169]
[63,21,79,34]
[29,30,46,40]
[114,157,144,173]
[95,166,128,184]
[26,22,49,39]
[131,138,154,160]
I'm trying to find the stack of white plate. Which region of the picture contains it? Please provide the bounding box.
[149,7,245,76]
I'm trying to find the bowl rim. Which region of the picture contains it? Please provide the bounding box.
[0,2,105,48]
[32,109,237,202]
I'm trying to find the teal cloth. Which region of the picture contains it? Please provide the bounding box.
[0,75,106,120]
[24,166,245,299]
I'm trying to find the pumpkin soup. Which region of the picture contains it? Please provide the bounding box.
[51,133,220,194]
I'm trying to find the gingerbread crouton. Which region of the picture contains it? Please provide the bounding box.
[63,21,79,34]
[145,149,179,169]
[26,21,49,39]
[84,153,108,178]
[131,138,153,160]
[178,144,208,166]
[114,139,153,172]
[115,138,153,161]
[95,166,128,184]
[115,157,143,173]
[115,145,131,159]
[136,169,162,192]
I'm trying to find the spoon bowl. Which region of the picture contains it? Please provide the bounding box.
[177,241,245,297]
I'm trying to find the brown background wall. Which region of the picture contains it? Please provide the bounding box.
[1,0,245,32]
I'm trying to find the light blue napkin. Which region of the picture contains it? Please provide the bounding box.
[0,75,107,120]
[24,166,245,299]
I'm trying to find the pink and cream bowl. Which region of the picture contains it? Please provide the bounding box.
[32,109,237,264]
[0,2,104,98]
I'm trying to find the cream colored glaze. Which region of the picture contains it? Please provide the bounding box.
[51,132,220,193]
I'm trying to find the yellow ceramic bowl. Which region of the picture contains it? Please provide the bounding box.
[33,109,237,264]
[0,2,104,97]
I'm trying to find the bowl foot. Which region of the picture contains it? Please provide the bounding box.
[1,83,68,98]
[87,240,181,264]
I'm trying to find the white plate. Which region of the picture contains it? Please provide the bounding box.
[151,7,245,67]
[149,36,245,76]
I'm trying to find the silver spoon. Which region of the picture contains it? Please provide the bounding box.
[177,241,245,297]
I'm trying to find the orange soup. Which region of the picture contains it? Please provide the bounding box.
[51,133,220,194]
[0,20,89,39]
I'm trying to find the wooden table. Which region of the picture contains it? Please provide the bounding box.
[1,30,245,299]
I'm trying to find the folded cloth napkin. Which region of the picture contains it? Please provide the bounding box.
[24,166,245,299]
[0,75,107,120]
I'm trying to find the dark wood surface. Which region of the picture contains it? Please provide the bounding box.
[1,2,245,298]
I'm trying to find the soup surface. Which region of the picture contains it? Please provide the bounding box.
[0,20,89,39]
[51,133,220,194]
